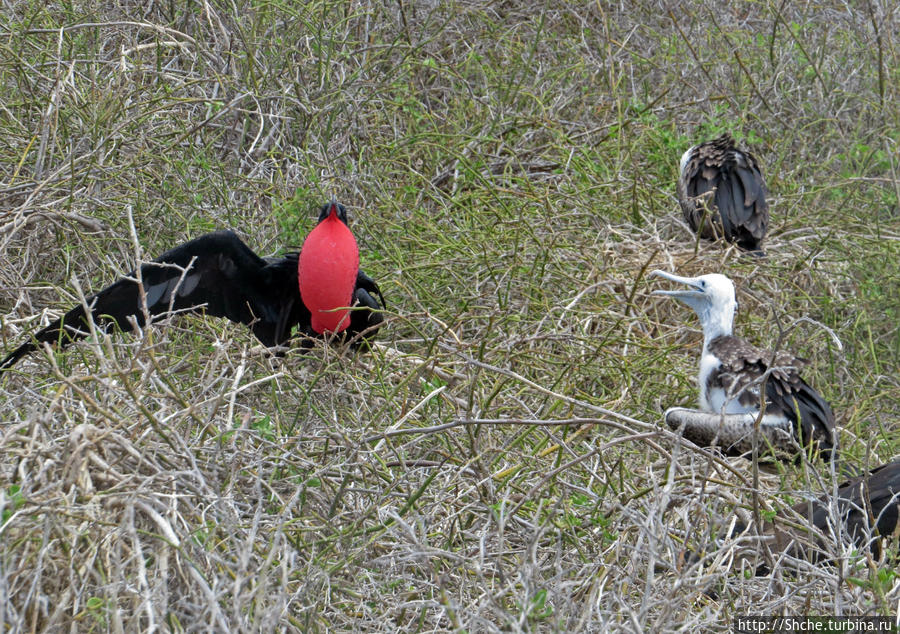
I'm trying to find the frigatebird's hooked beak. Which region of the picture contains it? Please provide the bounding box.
[317,198,349,225]
[649,270,707,302]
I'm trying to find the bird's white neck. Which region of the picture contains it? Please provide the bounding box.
[698,305,734,350]
[697,312,736,414]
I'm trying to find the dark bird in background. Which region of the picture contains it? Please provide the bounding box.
[651,270,836,461]
[677,134,769,253]
[0,201,385,373]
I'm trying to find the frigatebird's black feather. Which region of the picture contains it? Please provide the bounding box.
[1,229,384,372]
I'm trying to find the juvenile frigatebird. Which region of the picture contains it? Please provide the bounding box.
[0,201,385,372]
[651,270,835,461]
[677,134,769,253]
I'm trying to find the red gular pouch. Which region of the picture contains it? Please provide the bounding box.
[298,201,360,334]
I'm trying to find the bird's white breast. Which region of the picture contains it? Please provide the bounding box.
[679,146,696,176]
[698,351,756,415]
[697,352,720,411]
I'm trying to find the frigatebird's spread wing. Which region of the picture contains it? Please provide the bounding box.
[1,230,384,372]
[707,335,836,459]
[678,134,769,252]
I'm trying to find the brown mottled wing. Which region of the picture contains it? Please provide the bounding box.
[677,134,769,252]
[707,335,835,459]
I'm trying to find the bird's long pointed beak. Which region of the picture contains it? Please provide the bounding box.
[649,270,704,298]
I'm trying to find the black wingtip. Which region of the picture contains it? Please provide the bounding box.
[0,342,37,374]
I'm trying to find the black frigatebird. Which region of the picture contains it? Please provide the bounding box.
[651,270,836,461]
[0,201,385,372]
[677,134,769,253]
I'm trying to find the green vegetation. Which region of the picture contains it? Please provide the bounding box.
[1,0,898,630]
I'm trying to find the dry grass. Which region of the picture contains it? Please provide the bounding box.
[1,0,899,631]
